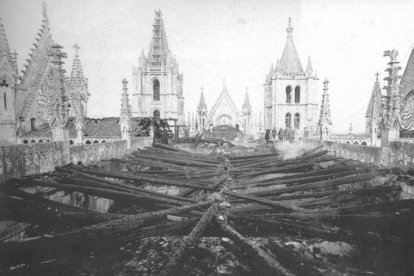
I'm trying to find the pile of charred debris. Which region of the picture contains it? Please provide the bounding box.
[1,142,414,275]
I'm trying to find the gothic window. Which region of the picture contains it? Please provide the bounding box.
[3,92,6,110]
[285,113,291,128]
[294,113,300,129]
[30,118,36,131]
[286,86,292,103]
[153,79,160,101]
[295,86,300,103]
[154,109,160,119]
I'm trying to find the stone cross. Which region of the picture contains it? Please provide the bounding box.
[73,43,80,56]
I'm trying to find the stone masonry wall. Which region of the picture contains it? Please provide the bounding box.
[0,137,152,184]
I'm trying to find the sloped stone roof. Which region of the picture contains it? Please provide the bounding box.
[400,47,414,99]
[278,18,303,75]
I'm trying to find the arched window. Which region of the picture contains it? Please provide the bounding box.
[294,86,300,103]
[285,113,291,128]
[286,86,292,103]
[153,109,160,119]
[93,140,99,144]
[86,140,91,144]
[3,92,6,110]
[30,118,36,131]
[70,140,74,145]
[153,79,160,101]
[294,113,300,129]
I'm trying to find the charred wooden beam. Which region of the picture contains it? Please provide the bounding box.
[228,213,348,241]
[265,240,322,276]
[248,172,379,197]
[217,220,294,276]
[223,190,301,211]
[17,178,187,206]
[58,169,196,203]
[160,203,218,275]
[71,166,218,191]
[0,201,213,261]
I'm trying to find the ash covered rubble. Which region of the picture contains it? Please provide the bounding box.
[0,141,414,275]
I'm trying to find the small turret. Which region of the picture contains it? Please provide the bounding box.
[197,87,208,129]
[318,79,333,140]
[120,78,132,148]
[305,56,313,77]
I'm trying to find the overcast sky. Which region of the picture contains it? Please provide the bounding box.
[2,0,414,133]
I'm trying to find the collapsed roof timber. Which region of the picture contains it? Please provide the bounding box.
[1,141,413,275]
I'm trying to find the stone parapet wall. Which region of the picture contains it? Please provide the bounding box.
[0,137,152,184]
[303,139,382,166]
[0,142,70,183]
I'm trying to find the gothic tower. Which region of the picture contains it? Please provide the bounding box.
[241,88,252,133]
[197,87,208,130]
[264,18,319,136]
[131,10,184,124]
[0,18,18,144]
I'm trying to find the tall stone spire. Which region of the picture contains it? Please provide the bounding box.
[365,73,382,134]
[120,79,132,148]
[197,87,207,112]
[70,43,86,85]
[242,88,251,111]
[279,18,303,74]
[148,9,169,67]
[197,87,208,130]
[318,79,332,140]
[0,18,12,65]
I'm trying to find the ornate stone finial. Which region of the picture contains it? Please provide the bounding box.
[349,123,353,134]
[323,78,329,90]
[375,72,380,82]
[286,17,293,37]
[383,49,399,63]
[73,43,80,56]
[42,1,49,22]
[122,78,128,89]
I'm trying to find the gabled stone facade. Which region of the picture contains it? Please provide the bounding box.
[205,83,243,130]
[0,17,18,144]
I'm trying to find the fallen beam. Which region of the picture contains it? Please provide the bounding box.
[217,220,294,276]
